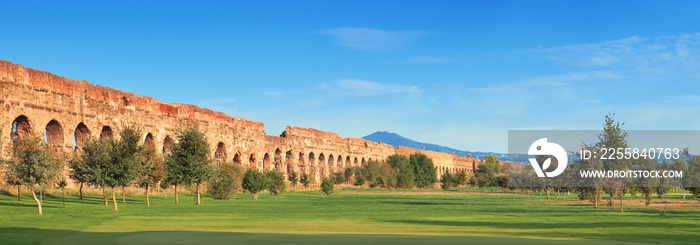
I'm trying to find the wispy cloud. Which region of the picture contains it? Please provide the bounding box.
[471,71,624,93]
[388,55,452,64]
[321,79,420,96]
[532,33,700,70]
[318,27,427,51]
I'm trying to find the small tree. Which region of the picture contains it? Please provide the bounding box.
[166,123,214,205]
[68,154,91,200]
[5,136,62,215]
[397,173,414,189]
[344,168,354,183]
[288,171,299,187]
[321,177,334,195]
[107,123,146,211]
[441,172,455,190]
[332,172,344,185]
[208,162,243,200]
[264,169,287,196]
[242,169,267,200]
[300,173,312,188]
[410,154,437,188]
[354,176,365,186]
[57,177,68,208]
[138,144,165,207]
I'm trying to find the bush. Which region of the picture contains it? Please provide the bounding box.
[208,162,243,200]
[300,173,312,187]
[332,172,345,184]
[397,173,414,189]
[288,171,299,187]
[344,168,354,182]
[441,172,455,190]
[264,170,287,196]
[354,176,365,186]
[242,169,267,200]
[321,177,334,195]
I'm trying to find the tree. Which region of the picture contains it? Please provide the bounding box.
[410,154,437,188]
[106,123,146,211]
[354,176,365,186]
[208,162,243,200]
[597,112,628,212]
[475,155,501,190]
[288,170,299,187]
[300,173,312,188]
[165,123,214,205]
[344,168,354,183]
[397,173,414,189]
[265,169,287,196]
[138,143,166,207]
[242,168,267,200]
[441,172,455,190]
[332,172,344,185]
[73,136,113,206]
[57,177,67,208]
[321,177,334,195]
[388,154,413,180]
[68,152,91,200]
[685,156,700,201]
[5,136,62,215]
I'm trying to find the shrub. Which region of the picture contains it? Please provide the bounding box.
[441,172,455,190]
[300,173,312,187]
[242,169,267,200]
[288,171,299,187]
[208,162,243,200]
[344,168,354,182]
[321,177,334,195]
[264,170,287,196]
[397,173,414,189]
[354,176,365,186]
[332,172,345,184]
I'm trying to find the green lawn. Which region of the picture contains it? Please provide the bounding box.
[1,188,699,244]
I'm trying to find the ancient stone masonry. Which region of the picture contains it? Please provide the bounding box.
[0,60,481,183]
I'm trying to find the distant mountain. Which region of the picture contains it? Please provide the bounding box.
[362,131,515,161]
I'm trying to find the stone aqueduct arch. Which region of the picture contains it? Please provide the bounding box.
[0,60,480,183]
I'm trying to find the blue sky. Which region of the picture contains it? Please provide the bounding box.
[2,1,700,153]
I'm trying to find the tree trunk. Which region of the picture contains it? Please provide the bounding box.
[17,185,21,201]
[608,192,614,207]
[146,184,150,207]
[253,192,258,200]
[103,187,108,206]
[546,188,550,200]
[61,188,66,208]
[40,190,43,204]
[32,189,43,215]
[174,184,179,204]
[79,182,84,200]
[122,186,126,204]
[196,184,201,205]
[112,187,118,211]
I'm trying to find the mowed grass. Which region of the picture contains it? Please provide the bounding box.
[1,188,699,244]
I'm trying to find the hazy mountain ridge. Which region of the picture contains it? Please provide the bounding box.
[362,131,511,161]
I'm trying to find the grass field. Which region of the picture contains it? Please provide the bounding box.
[1,187,699,244]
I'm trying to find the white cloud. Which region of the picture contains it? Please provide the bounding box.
[471,71,624,93]
[533,33,700,70]
[318,27,427,51]
[325,79,419,96]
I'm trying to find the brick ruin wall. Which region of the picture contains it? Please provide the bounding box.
[0,60,481,183]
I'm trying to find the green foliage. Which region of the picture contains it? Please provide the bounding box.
[396,173,414,189]
[242,168,267,200]
[299,173,312,187]
[474,154,501,189]
[332,172,345,184]
[388,154,413,180]
[165,123,214,188]
[208,162,243,200]
[264,169,287,196]
[321,177,334,195]
[71,136,112,189]
[288,171,299,187]
[6,136,62,188]
[454,170,468,186]
[107,123,146,189]
[137,143,165,191]
[685,156,700,201]
[440,172,455,190]
[354,175,365,186]
[410,154,437,188]
[344,168,354,182]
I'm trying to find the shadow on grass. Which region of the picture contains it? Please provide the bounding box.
[0,227,641,245]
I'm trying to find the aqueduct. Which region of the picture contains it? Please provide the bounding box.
[0,60,480,183]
